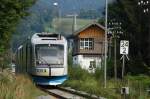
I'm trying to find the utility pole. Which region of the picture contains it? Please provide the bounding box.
[114,36,117,80]
[108,20,123,81]
[67,14,78,33]
[104,0,108,88]
[53,2,61,33]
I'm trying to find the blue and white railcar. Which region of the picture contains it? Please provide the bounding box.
[16,33,68,85]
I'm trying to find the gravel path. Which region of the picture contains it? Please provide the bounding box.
[37,95,58,99]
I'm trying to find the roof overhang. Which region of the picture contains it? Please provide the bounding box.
[73,22,105,36]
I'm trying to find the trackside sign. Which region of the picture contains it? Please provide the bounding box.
[120,40,129,55]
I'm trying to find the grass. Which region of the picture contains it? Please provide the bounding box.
[0,69,46,99]
[62,65,150,99]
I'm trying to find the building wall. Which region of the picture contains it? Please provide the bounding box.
[73,55,102,72]
[73,25,105,56]
[72,24,105,72]
[78,25,104,38]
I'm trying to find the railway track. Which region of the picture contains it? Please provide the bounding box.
[38,85,106,99]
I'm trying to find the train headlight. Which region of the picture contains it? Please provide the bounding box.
[36,60,42,64]
[39,61,42,64]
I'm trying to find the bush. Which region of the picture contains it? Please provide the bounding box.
[126,58,150,75]
[63,65,150,99]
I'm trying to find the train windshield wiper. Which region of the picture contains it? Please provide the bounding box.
[38,55,50,65]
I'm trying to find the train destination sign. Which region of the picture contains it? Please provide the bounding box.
[120,40,129,55]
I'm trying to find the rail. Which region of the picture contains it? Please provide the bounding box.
[38,85,106,99]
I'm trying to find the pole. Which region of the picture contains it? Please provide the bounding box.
[56,3,61,33]
[108,37,112,60]
[114,37,117,80]
[58,6,61,33]
[67,14,78,34]
[122,55,125,78]
[73,14,77,32]
[104,0,108,88]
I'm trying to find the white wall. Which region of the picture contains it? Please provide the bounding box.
[73,55,102,73]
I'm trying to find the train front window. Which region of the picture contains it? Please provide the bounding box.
[35,44,64,65]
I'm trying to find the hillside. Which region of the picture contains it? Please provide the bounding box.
[12,0,114,50]
[39,0,105,16]
[37,0,115,16]
[50,18,95,36]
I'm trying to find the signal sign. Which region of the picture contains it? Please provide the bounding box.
[120,40,129,55]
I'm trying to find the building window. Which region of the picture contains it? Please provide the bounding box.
[80,39,84,49]
[80,38,94,50]
[89,61,96,70]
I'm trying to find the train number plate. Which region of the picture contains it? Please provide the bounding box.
[35,68,49,76]
[36,68,46,73]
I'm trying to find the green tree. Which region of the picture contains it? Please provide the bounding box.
[0,0,35,51]
[12,0,54,51]
[0,0,35,69]
[108,0,150,75]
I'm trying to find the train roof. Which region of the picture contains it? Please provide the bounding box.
[31,33,67,44]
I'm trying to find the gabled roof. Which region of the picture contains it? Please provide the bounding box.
[73,22,105,36]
